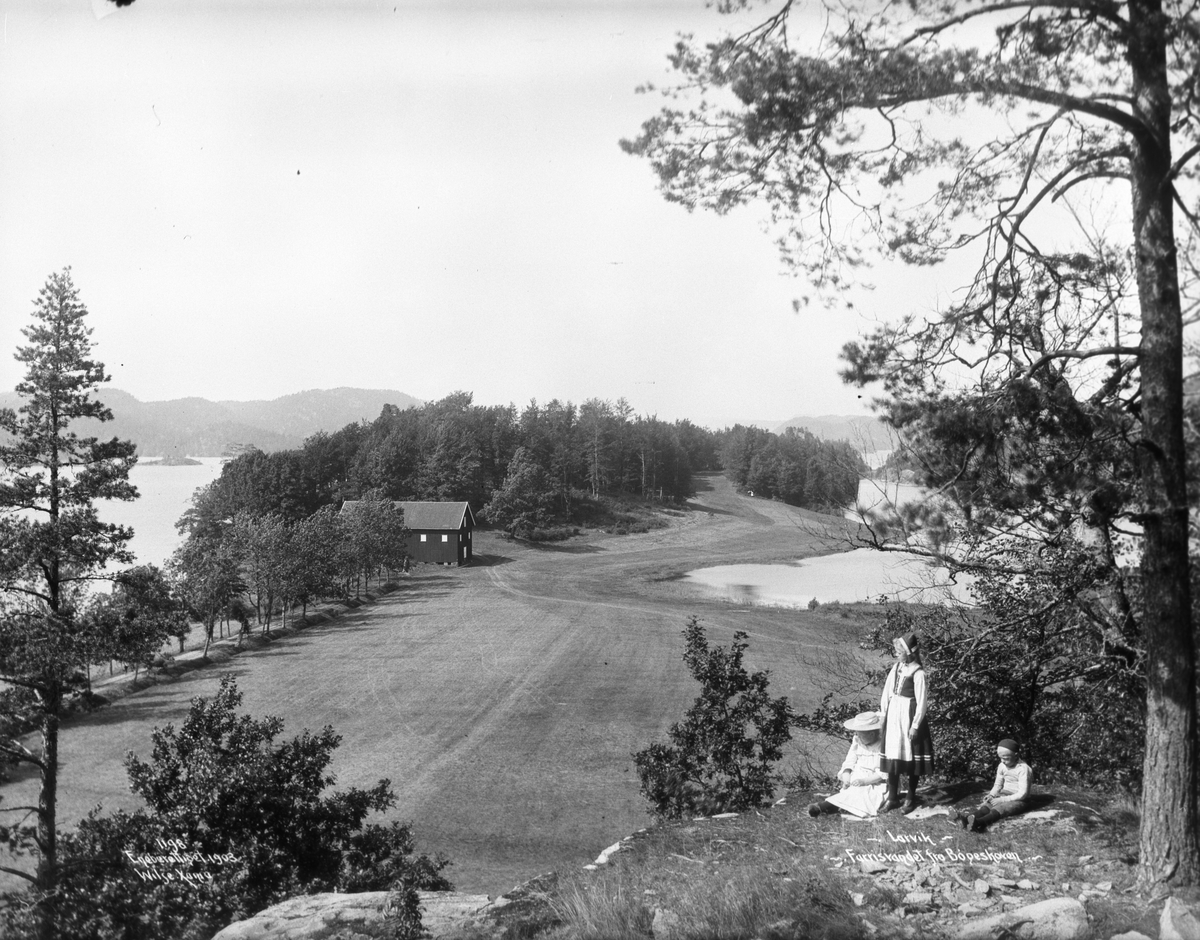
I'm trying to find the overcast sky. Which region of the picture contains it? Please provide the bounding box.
[0,0,952,428]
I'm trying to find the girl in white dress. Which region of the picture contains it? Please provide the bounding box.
[808,711,887,818]
[879,632,935,813]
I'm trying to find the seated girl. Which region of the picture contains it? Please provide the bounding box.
[808,711,888,818]
[950,738,1032,831]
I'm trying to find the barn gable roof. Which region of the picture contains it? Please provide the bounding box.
[397,501,475,530]
[339,499,474,531]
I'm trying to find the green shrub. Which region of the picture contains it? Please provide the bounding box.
[633,617,796,817]
[0,676,450,940]
[528,526,574,542]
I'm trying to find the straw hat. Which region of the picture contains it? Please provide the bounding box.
[843,711,882,732]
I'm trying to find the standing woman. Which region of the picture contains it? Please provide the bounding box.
[879,632,934,813]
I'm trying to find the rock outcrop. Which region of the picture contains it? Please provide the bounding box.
[953,897,1091,940]
[210,890,493,940]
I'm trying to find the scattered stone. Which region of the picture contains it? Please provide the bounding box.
[992,877,1019,888]
[1161,896,1200,940]
[711,812,739,819]
[1108,932,1153,940]
[651,907,681,937]
[953,897,1090,940]
[903,891,934,907]
[1078,855,1094,864]
[1018,880,1038,890]
[974,880,992,895]
[1096,881,1113,892]
[860,858,890,874]
[850,892,866,907]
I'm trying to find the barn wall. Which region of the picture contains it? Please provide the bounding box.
[408,529,468,565]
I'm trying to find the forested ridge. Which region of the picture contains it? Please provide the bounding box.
[184,392,866,536]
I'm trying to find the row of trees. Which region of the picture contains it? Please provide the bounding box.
[625,0,1199,888]
[169,497,409,655]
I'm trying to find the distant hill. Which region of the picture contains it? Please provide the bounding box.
[0,387,422,457]
[770,414,892,453]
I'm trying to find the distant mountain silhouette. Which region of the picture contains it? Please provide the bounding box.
[0,387,421,457]
[770,414,892,452]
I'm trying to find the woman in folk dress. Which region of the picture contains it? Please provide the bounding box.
[879,632,934,813]
[808,711,888,818]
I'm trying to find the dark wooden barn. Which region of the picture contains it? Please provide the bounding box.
[339,499,475,565]
[399,501,475,566]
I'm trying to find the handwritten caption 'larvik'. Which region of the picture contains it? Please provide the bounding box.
[123,838,239,886]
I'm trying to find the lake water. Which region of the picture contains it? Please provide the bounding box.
[683,549,974,607]
[96,458,225,567]
[685,478,975,607]
[848,478,924,522]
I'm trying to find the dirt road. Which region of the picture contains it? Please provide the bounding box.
[1,475,870,895]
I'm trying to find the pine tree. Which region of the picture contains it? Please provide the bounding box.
[0,268,138,939]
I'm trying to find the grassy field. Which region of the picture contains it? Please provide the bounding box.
[1,474,879,897]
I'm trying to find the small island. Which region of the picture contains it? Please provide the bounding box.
[139,455,202,466]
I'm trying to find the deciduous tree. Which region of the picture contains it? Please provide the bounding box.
[634,616,796,817]
[0,677,451,940]
[482,447,556,537]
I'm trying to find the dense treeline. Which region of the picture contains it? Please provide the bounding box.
[183,393,717,529]
[719,425,864,512]
[180,393,866,538]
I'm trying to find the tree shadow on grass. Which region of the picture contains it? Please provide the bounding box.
[466,553,515,567]
[520,540,604,555]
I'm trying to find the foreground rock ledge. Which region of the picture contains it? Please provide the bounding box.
[211,890,494,940]
[954,897,1091,940]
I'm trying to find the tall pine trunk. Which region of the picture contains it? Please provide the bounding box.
[35,684,61,940]
[1129,0,1200,889]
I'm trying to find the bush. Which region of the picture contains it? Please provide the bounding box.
[528,526,574,542]
[0,676,451,940]
[633,616,796,817]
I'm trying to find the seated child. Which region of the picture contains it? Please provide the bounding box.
[950,738,1032,831]
[808,711,888,818]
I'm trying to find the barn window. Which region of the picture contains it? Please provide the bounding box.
[441,534,449,542]
[420,534,427,542]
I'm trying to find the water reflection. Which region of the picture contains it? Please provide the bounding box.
[683,548,974,608]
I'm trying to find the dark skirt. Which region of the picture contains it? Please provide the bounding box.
[880,694,935,776]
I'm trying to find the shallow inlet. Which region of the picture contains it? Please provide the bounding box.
[682,548,975,608]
